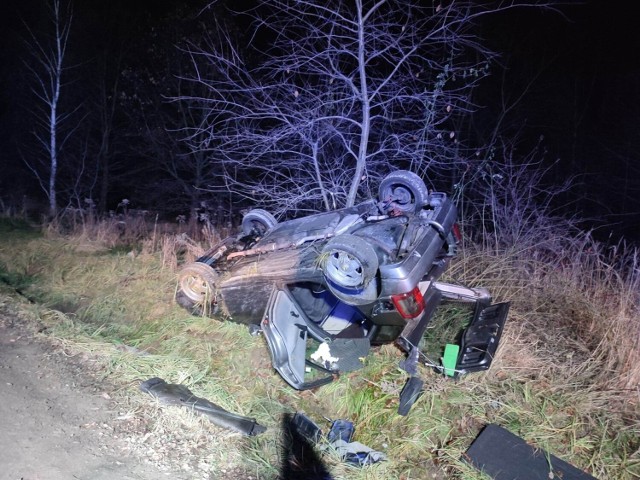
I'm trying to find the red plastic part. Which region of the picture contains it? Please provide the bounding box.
[391,287,425,319]
[452,223,462,242]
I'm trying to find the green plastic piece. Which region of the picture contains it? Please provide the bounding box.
[443,344,460,377]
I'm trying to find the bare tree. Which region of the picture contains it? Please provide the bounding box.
[21,0,81,217]
[180,0,557,214]
[112,6,236,220]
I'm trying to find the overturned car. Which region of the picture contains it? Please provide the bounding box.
[176,171,509,414]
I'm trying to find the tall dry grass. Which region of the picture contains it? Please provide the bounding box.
[2,208,639,478]
[44,208,225,259]
[48,195,640,402]
[455,143,639,403]
[453,234,640,399]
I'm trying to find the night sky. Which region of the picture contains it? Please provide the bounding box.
[480,1,640,241]
[0,1,638,242]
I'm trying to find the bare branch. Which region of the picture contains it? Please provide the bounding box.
[179,0,557,214]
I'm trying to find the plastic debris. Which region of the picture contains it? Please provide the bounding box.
[329,439,387,467]
[291,412,386,467]
[310,342,339,366]
[139,377,266,436]
[443,344,460,377]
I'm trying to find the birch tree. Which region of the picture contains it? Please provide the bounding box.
[22,0,78,216]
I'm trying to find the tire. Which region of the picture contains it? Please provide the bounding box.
[175,262,219,316]
[378,170,429,214]
[241,209,277,236]
[322,234,379,289]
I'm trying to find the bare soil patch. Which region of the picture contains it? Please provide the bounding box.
[0,297,190,480]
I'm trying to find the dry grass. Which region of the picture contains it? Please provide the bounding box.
[44,208,227,253]
[1,214,639,479]
[451,232,640,401]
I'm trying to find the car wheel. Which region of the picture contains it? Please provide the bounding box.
[242,209,277,236]
[176,262,219,316]
[378,170,429,214]
[322,234,379,289]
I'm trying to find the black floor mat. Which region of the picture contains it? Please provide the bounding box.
[464,424,597,480]
[328,337,370,372]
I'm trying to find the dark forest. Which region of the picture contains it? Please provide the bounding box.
[0,0,638,243]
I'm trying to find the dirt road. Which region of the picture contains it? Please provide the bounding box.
[0,298,189,480]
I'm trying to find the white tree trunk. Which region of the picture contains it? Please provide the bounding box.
[23,0,73,217]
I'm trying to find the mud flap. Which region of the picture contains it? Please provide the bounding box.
[455,301,510,375]
[464,424,597,479]
[260,288,335,390]
[397,376,424,416]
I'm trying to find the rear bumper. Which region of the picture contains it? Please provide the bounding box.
[396,281,509,376]
[456,301,510,375]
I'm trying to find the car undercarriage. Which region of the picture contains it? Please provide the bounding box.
[175,170,509,415]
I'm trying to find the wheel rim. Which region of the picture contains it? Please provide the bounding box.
[180,274,208,302]
[382,183,417,212]
[325,250,365,288]
[248,220,268,235]
[389,185,413,206]
[179,271,215,303]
